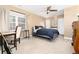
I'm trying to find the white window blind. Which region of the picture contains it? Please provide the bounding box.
[8,11,26,31]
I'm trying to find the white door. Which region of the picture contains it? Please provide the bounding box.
[46,19,50,28]
[58,18,64,35]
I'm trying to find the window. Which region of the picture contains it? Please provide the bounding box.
[18,17,25,30]
[8,15,16,31]
[8,11,26,31]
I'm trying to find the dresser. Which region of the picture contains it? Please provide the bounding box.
[72,21,79,53]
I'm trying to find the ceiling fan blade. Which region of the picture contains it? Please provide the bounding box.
[46,6,57,14]
[47,6,51,11]
[49,9,57,11]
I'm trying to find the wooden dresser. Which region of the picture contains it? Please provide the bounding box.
[72,21,79,53]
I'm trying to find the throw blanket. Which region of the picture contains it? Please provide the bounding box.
[36,28,59,38]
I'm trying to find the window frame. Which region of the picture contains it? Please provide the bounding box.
[8,10,26,32]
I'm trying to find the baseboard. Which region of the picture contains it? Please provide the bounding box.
[64,37,72,40]
[60,34,64,36]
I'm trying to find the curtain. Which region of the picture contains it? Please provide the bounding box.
[0,7,8,32]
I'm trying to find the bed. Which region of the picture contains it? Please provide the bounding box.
[32,26,59,40]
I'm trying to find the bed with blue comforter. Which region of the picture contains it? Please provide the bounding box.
[32,26,59,40]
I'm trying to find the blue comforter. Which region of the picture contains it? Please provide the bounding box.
[36,28,59,39]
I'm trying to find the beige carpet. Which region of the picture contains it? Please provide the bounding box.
[11,35,74,54]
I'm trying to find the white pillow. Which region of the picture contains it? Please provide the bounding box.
[33,27,42,33]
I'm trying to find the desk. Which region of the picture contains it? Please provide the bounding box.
[0,32,16,54]
[0,32,15,36]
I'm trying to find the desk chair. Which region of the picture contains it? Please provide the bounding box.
[0,32,11,54]
[7,26,22,50]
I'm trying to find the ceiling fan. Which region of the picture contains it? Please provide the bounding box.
[46,6,57,14]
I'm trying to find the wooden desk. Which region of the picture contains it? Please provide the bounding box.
[0,32,15,36]
[0,32,16,54]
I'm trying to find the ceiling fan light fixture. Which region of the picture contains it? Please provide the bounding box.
[47,10,50,14]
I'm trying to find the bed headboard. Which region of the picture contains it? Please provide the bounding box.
[32,26,44,35]
[35,26,43,29]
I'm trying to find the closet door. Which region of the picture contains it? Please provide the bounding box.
[58,18,64,35]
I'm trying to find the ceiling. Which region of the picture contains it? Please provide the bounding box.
[16,5,71,18]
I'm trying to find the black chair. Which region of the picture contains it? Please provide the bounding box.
[0,26,22,54]
[7,26,22,50]
[0,32,12,54]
